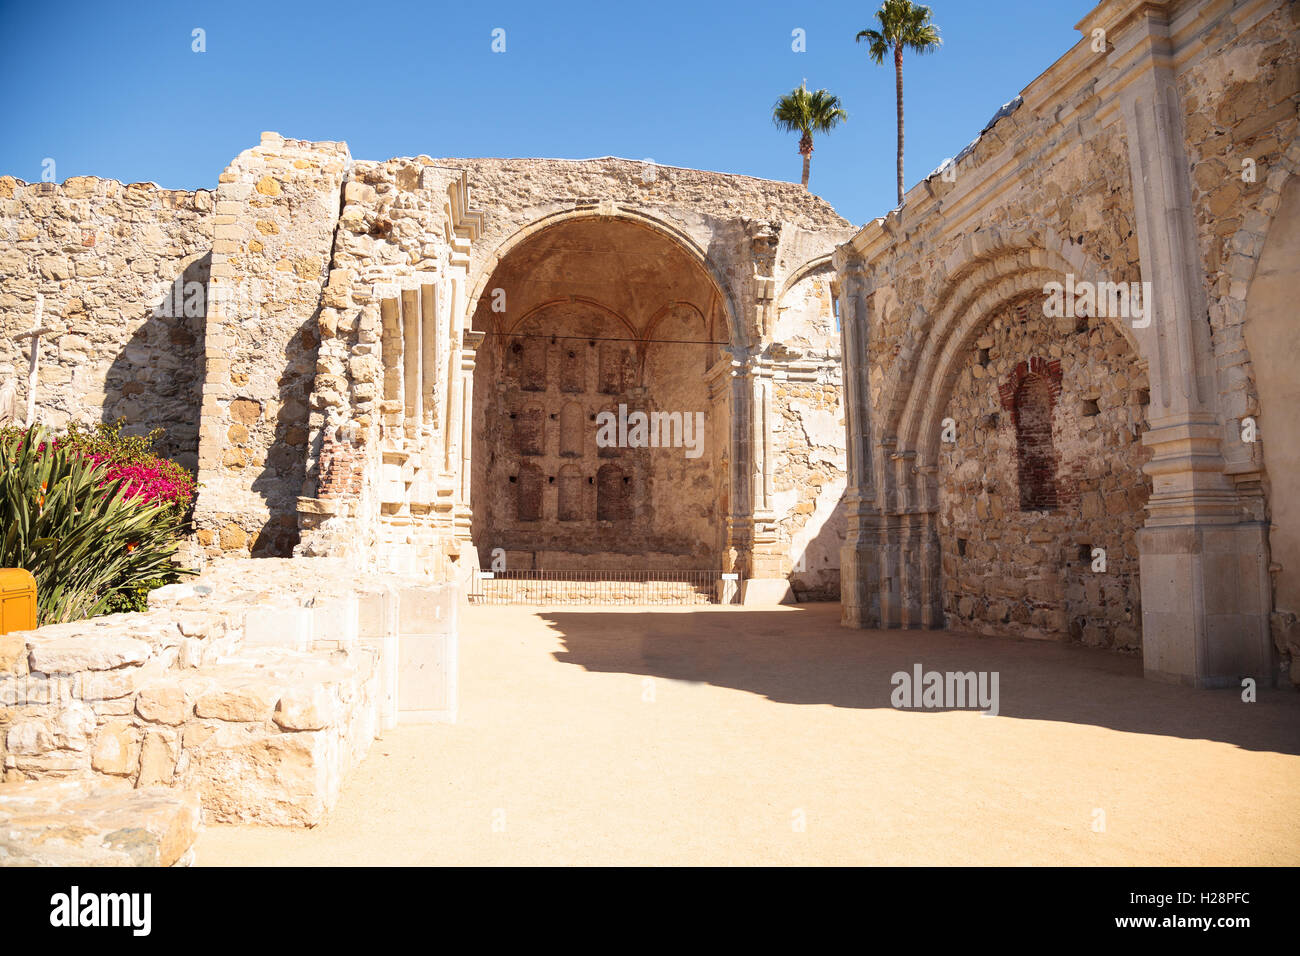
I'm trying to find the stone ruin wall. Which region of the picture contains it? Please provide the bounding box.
[837,0,1299,675]
[193,133,351,559]
[454,157,854,586]
[838,13,1158,644]
[770,263,846,600]
[0,558,458,826]
[1174,0,1300,660]
[0,176,212,467]
[848,93,1150,647]
[0,138,857,592]
[448,156,851,256]
[295,155,469,577]
[1179,0,1297,455]
[863,116,1144,416]
[473,299,724,571]
[938,297,1148,645]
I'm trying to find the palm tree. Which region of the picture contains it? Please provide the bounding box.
[856,0,943,206]
[771,82,848,189]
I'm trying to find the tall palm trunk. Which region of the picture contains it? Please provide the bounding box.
[800,133,813,188]
[801,153,811,188]
[894,43,905,205]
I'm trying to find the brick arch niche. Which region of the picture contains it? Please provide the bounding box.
[998,356,1063,512]
[935,297,1151,647]
[468,217,732,571]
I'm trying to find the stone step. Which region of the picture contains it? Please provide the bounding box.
[0,779,200,866]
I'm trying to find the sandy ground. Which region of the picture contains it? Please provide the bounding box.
[197,603,1300,866]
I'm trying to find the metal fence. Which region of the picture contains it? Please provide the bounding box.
[468,569,731,606]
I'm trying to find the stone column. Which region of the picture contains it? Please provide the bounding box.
[420,278,439,435]
[1102,3,1274,685]
[456,330,484,543]
[835,251,882,627]
[734,353,792,604]
[705,355,739,567]
[917,468,945,628]
[724,355,754,576]
[400,286,422,441]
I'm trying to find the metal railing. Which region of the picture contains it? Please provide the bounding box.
[468,569,731,606]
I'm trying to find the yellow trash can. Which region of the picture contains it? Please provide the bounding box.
[0,569,38,635]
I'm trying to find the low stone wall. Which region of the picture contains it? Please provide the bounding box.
[0,557,457,827]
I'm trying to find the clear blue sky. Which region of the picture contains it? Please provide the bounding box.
[0,0,1087,226]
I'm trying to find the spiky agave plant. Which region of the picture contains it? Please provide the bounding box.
[772,82,848,188]
[0,427,191,624]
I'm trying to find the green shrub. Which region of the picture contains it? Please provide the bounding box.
[0,427,194,625]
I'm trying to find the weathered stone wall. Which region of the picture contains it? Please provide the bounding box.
[859,122,1142,435]
[1173,0,1300,672]
[470,216,728,571]
[474,305,723,570]
[296,157,475,578]
[834,67,1145,637]
[836,0,1296,687]
[937,298,1149,645]
[770,264,846,599]
[194,133,350,558]
[1179,0,1298,453]
[0,557,457,826]
[456,157,852,352]
[1,138,853,594]
[450,156,849,255]
[451,161,853,585]
[0,176,211,466]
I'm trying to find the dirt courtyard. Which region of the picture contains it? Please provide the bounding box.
[197,603,1300,866]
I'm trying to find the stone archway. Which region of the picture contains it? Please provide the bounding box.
[841,243,1152,635]
[467,215,736,572]
[928,293,1150,644]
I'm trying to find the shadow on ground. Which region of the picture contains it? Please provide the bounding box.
[539,602,1300,756]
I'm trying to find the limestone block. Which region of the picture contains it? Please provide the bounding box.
[740,578,796,606]
[273,685,336,731]
[181,725,337,826]
[0,780,200,866]
[136,683,192,725]
[0,634,27,676]
[78,664,146,702]
[90,720,141,776]
[28,635,151,673]
[137,729,180,788]
[397,585,456,635]
[6,720,54,756]
[311,594,357,650]
[243,605,312,649]
[193,682,282,723]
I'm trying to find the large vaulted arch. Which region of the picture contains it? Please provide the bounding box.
[468,215,736,570]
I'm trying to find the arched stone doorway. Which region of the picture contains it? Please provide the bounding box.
[468,216,735,572]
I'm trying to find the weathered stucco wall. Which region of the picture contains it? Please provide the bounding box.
[0,176,211,466]
[770,263,845,600]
